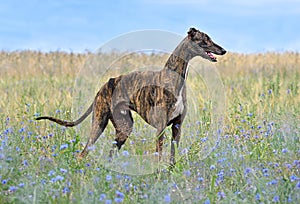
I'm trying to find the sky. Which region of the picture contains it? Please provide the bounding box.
[0,0,299,53]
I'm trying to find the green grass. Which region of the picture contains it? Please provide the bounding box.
[0,51,299,203]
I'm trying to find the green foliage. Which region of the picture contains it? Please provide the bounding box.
[0,51,299,203]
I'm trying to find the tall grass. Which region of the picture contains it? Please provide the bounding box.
[0,51,299,203]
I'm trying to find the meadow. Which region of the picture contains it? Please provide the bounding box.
[0,50,299,203]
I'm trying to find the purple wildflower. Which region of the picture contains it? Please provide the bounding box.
[290,175,298,182]
[273,195,279,202]
[60,168,68,173]
[18,183,25,188]
[183,170,191,177]
[198,177,204,182]
[122,150,129,157]
[267,179,278,185]
[218,191,226,199]
[99,193,106,201]
[48,170,55,176]
[244,167,251,175]
[105,200,112,204]
[9,186,18,192]
[268,89,272,94]
[204,198,210,204]
[296,181,300,189]
[106,175,112,181]
[60,143,68,150]
[62,187,70,193]
[255,193,260,200]
[114,198,123,203]
[51,175,64,182]
[116,190,124,199]
[164,195,171,203]
[23,160,28,166]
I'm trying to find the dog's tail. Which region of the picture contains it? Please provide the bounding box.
[35,103,93,127]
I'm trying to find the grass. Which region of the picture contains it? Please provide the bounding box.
[0,50,299,203]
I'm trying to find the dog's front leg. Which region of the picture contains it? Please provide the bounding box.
[170,122,181,166]
[109,104,134,159]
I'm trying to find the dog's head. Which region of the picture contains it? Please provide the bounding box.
[187,27,226,62]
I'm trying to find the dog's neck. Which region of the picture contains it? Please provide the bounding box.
[163,37,194,80]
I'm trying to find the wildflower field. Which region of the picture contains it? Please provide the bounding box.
[0,51,299,203]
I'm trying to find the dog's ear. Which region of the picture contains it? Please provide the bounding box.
[187,27,198,40]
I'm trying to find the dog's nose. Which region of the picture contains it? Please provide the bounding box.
[221,48,226,55]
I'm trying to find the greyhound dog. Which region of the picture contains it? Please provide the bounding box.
[36,28,226,165]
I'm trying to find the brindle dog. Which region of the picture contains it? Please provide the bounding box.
[36,28,226,165]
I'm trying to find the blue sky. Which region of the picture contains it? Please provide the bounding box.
[0,0,299,53]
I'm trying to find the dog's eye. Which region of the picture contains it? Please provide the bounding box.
[198,41,207,46]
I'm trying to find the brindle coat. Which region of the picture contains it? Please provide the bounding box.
[36,28,226,165]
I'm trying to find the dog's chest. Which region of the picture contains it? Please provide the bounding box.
[170,86,185,120]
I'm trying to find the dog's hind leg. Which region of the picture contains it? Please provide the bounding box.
[79,111,109,157]
[79,95,111,157]
[155,128,166,161]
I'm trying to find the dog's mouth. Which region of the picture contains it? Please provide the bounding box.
[206,52,217,62]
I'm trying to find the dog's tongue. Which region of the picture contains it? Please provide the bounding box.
[207,52,216,60]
